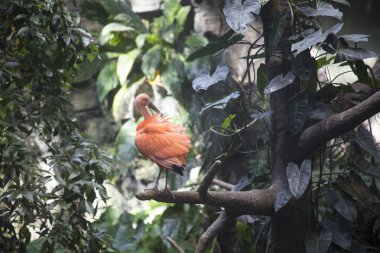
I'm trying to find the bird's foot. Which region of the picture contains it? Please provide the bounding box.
[163,188,175,199]
[144,186,159,194]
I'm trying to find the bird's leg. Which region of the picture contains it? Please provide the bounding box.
[144,167,162,192]
[163,169,175,199]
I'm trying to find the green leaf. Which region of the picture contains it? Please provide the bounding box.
[337,47,377,61]
[327,190,357,222]
[96,61,119,102]
[85,200,94,215]
[331,0,351,6]
[286,93,308,136]
[200,92,240,114]
[286,160,311,199]
[21,191,34,202]
[274,189,292,212]
[192,65,229,92]
[221,114,236,133]
[185,33,209,48]
[291,23,343,55]
[223,0,261,34]
[187,29,244,62]
[264,72,295,95]
[163,0,181,23]
[322,218,351,250]
[292,50,316,81]
[257,64,268,96]
[115,121,138,163]
[175,6,191,34]
[135,34,148,48]
[117,49,140,85]
[297,1,343,20]
[141,45,161,80]
[339,34,369,43]
[99,23,134,45]
[305,230,332,253]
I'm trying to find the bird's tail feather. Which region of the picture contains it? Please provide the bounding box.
[171,165,184,176]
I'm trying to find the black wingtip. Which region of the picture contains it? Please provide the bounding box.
[171,165,184,176]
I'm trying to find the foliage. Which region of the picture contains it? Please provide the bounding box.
[187,0,380,252]
[0,0,111,252]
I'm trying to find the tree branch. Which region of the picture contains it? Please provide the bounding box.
[197,160,221,197]
[195,211,236,253]
[166,237,186,253]
[292,90,380,161]
[212,179,234,191]
[135,189,276,216]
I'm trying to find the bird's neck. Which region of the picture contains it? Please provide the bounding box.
[137,104,153,119]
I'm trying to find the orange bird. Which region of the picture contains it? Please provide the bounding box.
[134,93,191,194]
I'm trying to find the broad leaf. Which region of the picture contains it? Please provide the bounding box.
[322,218,351,250]
[264,72,295,95]
[257,64,268,96]
[96,61,118,102]
[187,29,244,61]
[274,189,292,212]
[200,92,240,114]
[117,49,140,85]
[337,48,377,61]
[192,65,229,92]
[163,0,181,23]
[115,120,138,163]
[305,230,332,253]
[286,93,308,136]
[291,23,343,55]
[292,50,316,81]
[331,0,350,6]
[340,34,369,43]
[297,1,342,20]
[100,23,134,45]
[327,190,357,222]
[223,0,261,34]
[141,45,161,80]
[286,160,312,199]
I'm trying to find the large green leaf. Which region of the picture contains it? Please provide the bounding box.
[257,64,268,96]
[117,49,140,85]
[327,190,357,222]
[192,65,229,92]
[274,189,292,212]
[297,1,343,20]
[141,45,161,80]
[286,160,311,199]
[223,0,261,34]
[286,93,308,136]
[292,50,316,81]
[264,71,295,95]
[199,92,240,114]
[96,61,118,102]
[187,29,244,62]
[163,0,181,23]
[99,23,134,45]
[115,120,138,163]
[322,218,351,250]
[305,230,332,253]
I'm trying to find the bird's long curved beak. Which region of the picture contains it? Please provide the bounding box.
[148,102,161,114]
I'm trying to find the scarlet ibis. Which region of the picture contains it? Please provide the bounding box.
[134,93,191,195]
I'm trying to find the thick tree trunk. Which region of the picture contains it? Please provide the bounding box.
[261,1,309,252]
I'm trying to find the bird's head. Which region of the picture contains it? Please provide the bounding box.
[134,93,161,115]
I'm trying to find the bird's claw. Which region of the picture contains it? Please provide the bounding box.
[163,188,175,199]
[144,187,159,194]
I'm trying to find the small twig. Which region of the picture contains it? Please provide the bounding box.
[166,236,186,253]
[194,211,236,253]
[212,179,234,191]
[197,160,222,198]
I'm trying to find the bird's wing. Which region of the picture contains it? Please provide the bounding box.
[135,119,191,161]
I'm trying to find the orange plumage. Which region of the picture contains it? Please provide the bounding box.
[134,93,191,193]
